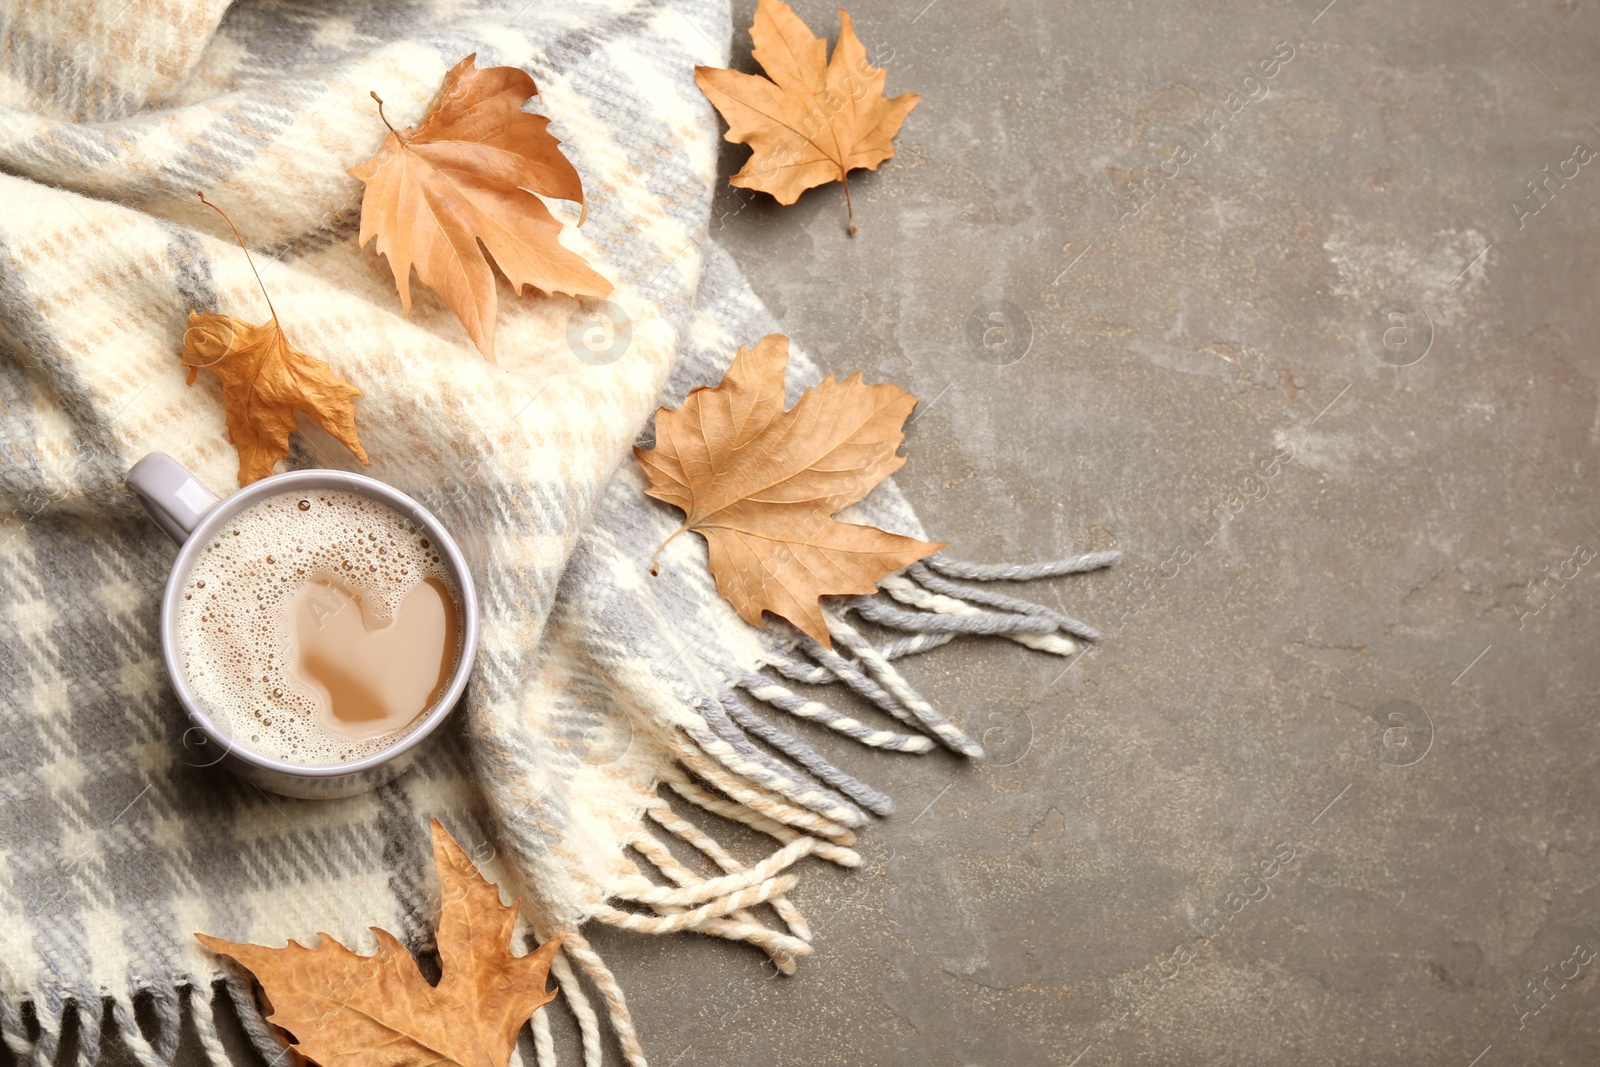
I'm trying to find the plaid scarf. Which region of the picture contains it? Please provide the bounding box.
[0,2,1113,1064]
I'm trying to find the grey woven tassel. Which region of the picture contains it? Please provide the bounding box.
[720,692,894,816]
[908,561,1103,641]
[851,595,1059,636]
[923,550,1121,581]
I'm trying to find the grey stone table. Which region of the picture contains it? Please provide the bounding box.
[109,0,1600,1064]
[600,0,1600,1063]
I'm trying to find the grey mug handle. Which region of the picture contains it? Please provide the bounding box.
[126,452,219,545]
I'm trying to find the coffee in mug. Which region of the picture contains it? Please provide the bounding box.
[174,488,464,765]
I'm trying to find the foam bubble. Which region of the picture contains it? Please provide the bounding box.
[175,489,461,766]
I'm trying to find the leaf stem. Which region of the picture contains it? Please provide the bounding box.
[196,191,277,326]
[371,91,401,138]
[842,171,857,237]
[650,524,690,576]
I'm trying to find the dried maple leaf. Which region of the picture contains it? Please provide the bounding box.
[694,0,920,235]
[198,821,561,1067]
[184,193,368,486]
[349,54,611,361]
[635,333,943,647]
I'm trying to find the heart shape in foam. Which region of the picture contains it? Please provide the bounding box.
[289,577,460,741]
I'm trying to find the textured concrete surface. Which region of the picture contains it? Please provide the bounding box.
[591,0,1600,1063]
[94,0,1600,1064]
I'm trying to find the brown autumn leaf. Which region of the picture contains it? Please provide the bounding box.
[184,194,368,486]
[694,0,920,235]
[198,821,561,1067]
[635,333,943,647]
[349,53,612,361]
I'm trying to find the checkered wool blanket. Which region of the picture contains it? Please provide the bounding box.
[0,2,1115,1064]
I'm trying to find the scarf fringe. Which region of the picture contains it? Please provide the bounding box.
[1,981,252,1067]
[185,987,232,1067]
[222,973,288,1067]
[529,1002,555,1066]
[548,945,604,1067]
[540,550,1120,1065]
[109,992,179,1067]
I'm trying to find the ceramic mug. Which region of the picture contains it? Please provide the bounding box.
[126,452,479,799]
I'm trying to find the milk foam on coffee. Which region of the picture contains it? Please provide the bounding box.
[176,489,461,765]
